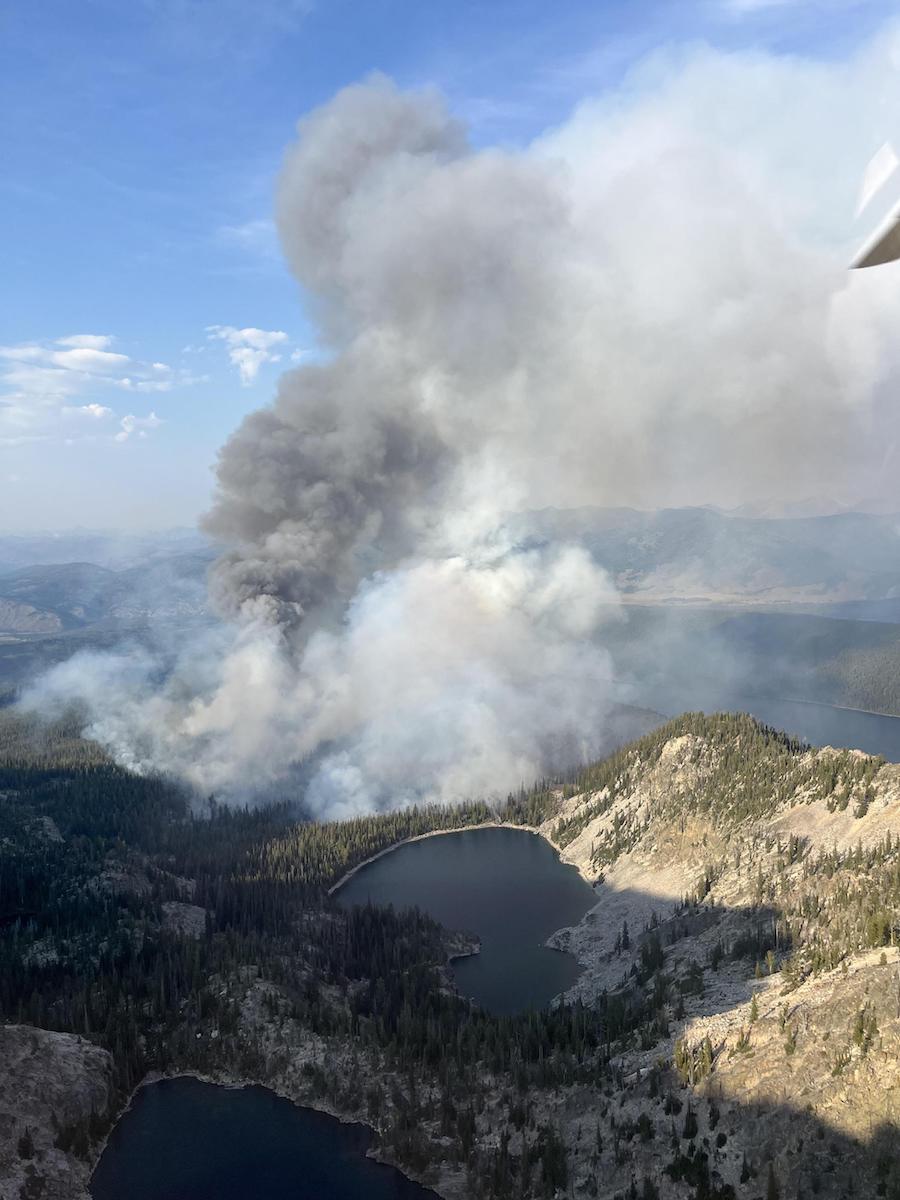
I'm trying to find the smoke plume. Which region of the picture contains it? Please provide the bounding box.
[24,33,900,812]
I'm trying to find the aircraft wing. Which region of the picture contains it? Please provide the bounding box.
[852,198,900,269]
[852,140,900,268]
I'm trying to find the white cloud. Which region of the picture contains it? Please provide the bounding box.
[117,375,174,393]
[56,334,114,350]
[62,403,114,419]
[115,412,163,443]
[206,325,289,384]
[0,334,175,446]
[0,344,45,364]
[52,348,131,372]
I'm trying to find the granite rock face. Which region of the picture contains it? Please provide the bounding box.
[0,1024,113,1200]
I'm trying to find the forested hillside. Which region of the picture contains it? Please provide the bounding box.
[4,711,900,1198]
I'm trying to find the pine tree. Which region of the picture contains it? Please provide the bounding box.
[767,1162,781,1200]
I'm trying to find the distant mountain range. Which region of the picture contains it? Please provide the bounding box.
[0,528,212,573]
[3,509,900,639]
[510,506,900,605]
[0,546,216,636]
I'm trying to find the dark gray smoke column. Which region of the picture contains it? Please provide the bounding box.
[184,76,626,809]
[205,70,869,648]
[203,75,567,635]
[25,42,900,811]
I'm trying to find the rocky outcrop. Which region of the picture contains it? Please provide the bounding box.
[161,901,208,938]
[0,599,62,636]
[0,1025,114,1200]
[537,732,900,1000]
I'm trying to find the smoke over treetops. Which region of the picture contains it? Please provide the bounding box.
[24,35,900,814]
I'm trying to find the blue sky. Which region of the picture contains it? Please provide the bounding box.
[0,0,892,530]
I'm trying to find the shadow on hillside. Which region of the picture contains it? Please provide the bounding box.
[384,868,900,1199]
[558,882,787,1018]
[551,881,899,1198]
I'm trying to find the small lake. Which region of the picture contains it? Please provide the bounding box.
[90,1077,437,1200]
[335,826,597,1015]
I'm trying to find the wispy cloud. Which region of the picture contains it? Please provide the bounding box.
[0,337,174,394]
[115,411,163,443]
[206,324,289,384]
[55,333,115,351]
[217,217,280,261]
[62,403,115,419]
[0,333,178,447]
[722,0,797,11]
[718,0,876,15]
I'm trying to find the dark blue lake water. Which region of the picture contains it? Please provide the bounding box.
[90,1077,437,1200]
[745,697,900,759]
[336,826,597,1016]
[649,691,900,761]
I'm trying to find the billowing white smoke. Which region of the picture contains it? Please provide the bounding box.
[28,546,619,813]
[24,32,900,811]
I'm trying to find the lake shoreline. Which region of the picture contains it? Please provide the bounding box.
[333,821,599,1016]
[781,695,900,722]
[326,820,555,895]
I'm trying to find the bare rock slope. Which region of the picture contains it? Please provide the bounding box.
[0,1025,113,1200]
